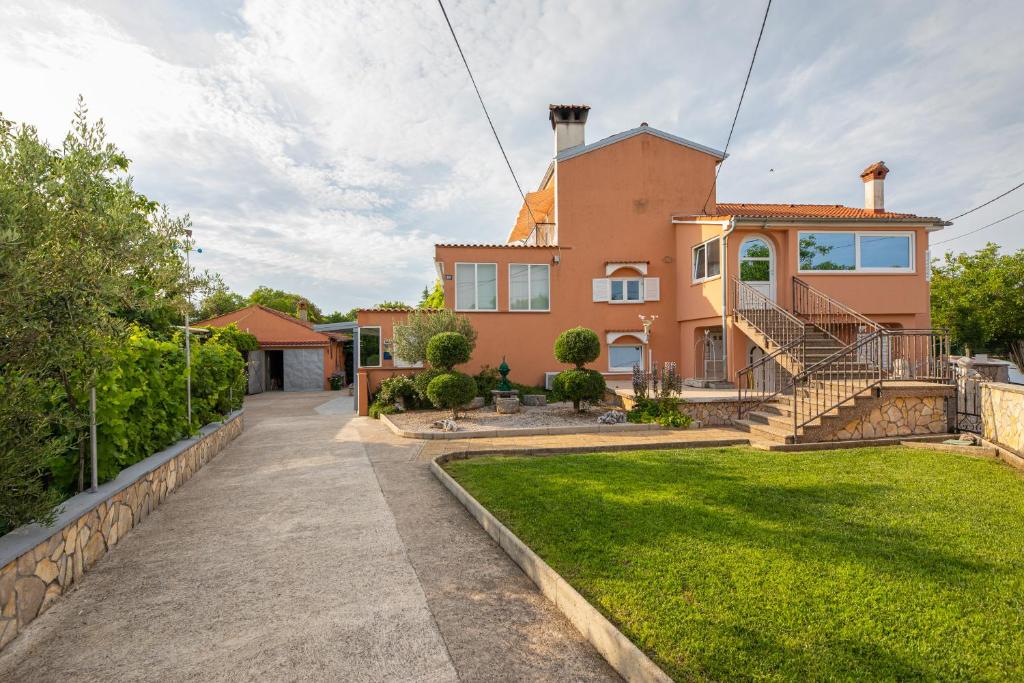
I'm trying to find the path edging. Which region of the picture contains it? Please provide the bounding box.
[380,412,662,440]
[430,452,672,683]
[0,411,244,651]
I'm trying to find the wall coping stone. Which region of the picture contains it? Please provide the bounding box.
[0,410,243,569]
[980,381,1024,397]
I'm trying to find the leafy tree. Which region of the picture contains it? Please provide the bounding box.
[393,310,477,365]
[322,308,358,323]
[374,300,411,310]
[0,100,196,515]
[195,272,246,321]
[930,243,1024,355]
[209,323,259,353]
[419,280,445,309]
[248,286,324,322]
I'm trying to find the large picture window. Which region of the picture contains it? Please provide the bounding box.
[798,231,914,273]
[455,263,497,310]
[359,326,381,367]
[692,237,722,282]
[509,263,550,311]
[609,344,643,372]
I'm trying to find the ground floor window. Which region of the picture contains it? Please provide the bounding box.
[609,344,643,372]
[359,327,381,367]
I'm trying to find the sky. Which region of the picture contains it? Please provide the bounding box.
[2,0,1022,313]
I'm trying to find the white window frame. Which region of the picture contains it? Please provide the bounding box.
[692,236,722,283]
[797,230,915,274]
[508,263,551,312]
[359,326,382,368]
[609,277,643,304]
[454,262,499,311]
[608,343,644,372]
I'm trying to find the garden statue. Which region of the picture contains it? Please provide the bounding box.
[497,358,513,391]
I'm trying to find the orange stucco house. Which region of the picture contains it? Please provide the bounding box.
[358,105,951,438]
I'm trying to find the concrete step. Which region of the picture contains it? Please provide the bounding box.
[732,418,795,444]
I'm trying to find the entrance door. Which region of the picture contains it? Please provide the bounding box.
[749,344,777,393]
[739,237,775,302]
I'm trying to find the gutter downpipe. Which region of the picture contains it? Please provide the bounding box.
[721,218,736,380]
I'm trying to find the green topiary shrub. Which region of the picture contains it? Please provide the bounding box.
[426,332,471,371]
[554,327,601,368]
[426,372,478,419]
[413,368,444,402]
[552,369,606,413]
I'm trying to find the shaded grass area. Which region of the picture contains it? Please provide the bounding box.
[445,446,1024,681]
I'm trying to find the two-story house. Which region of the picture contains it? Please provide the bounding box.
[357,105,952,442]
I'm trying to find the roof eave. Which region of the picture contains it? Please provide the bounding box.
[556,126,726,163]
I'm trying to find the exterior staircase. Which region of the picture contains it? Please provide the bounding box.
[729,277,952,445]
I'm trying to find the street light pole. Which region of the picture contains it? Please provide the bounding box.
[184,229,193,428]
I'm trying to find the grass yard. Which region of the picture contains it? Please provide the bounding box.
[445,446,1024,681]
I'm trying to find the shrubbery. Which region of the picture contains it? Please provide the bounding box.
[552,327,605,412]
[627,397,693,428]
[552,369,606,412]
[554,327,601,368]
[427,372,478,419]
[393,309,477,366]
[426,332,472,370]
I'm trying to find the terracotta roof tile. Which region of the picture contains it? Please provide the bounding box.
[435,243,558,249]
[682,203,943,223]
[196,304,329,346]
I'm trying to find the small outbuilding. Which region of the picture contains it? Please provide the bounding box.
[196,305,346,393]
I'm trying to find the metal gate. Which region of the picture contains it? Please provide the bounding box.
[955,372,982,434]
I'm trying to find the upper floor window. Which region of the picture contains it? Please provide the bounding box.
[509,264,550,311]
[455,263,497,310]
[611,278,642,302]
[798,231,914,273]
[692,237,722,282]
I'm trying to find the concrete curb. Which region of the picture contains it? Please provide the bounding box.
[430,452,673,683]
[380,412,662,440]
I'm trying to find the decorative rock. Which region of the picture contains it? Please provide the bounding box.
[82,533,105,569]
[462,396,485,410]
[522,394,547,407]
[0,619,16,649]
[495,397,521,414]
[598,410,627,424]
[15,576,45,626]
[34,559,58,585]
[431,419,459,432]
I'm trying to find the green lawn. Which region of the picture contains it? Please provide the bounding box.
[445,446,1024,682]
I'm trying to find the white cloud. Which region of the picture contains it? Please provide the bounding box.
[1,0,1022,311]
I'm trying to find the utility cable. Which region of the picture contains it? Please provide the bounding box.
[931,207,1024,246]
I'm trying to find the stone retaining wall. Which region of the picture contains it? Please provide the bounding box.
[0,412,244,651]
[827,394,949,442]
[610,391,757,427]
[981,382,1024,455]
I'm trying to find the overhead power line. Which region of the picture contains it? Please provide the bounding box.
[931,207,1024,246]
[701,0,772,215]
[436,0,540,233]
[947,179,1024,221]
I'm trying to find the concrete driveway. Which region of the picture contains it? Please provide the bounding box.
[0,391,617,682]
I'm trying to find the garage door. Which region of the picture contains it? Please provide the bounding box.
[283,348,324,391]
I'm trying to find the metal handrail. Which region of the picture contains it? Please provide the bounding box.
[737,337,800,418]
[730,277,806,350]
[792,277,881,345]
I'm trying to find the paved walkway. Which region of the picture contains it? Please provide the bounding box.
[0,392,617,682]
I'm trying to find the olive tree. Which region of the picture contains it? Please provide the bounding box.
[393,309,477,365]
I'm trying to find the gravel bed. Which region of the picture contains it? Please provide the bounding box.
[388,402,619,433]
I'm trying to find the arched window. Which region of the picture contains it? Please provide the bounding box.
[739,238,771,282]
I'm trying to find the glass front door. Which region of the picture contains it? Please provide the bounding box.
[739,237,774,301]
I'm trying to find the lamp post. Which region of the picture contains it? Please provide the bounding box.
[182,230,202,428]
[639,314,658,374]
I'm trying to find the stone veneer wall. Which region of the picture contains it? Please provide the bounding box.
[980,382,1024,455]
[826,394,949,442]
[610,391,755,427]
[0,411,244,651]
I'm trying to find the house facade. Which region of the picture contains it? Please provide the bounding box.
[357,105,946,417]
[197,304,346,392]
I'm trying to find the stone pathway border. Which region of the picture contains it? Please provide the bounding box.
[380,412,663,440]
[431,451,672,683]
[0,411,244,651]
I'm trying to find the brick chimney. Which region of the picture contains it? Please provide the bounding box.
[860,161,889,213]
[549,104,590,155]
[297,299,309,322]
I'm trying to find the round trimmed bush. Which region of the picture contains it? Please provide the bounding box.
[426,371,478,418]
[552,368,606,412]
[426,332,471,371]
[554,327,601,368]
